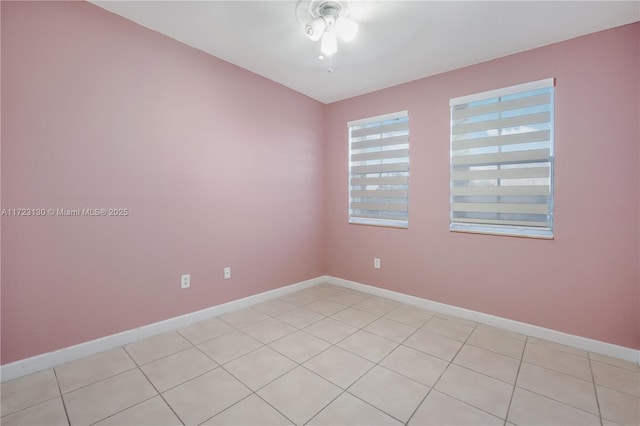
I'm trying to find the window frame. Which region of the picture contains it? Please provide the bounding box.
[348,110,410,229]
[449,78,555,239]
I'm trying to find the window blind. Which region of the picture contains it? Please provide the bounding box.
[349,111,409,228]
[450,78,554,238]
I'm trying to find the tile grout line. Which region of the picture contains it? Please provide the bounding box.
[196,391,297,426]
[340,390,407,425]
[175,323,237,348]
[121,344,186,426]
[586,359,640,397]
[519,358,603,386]
[509,342,607,422]
[364,312,437,426]
[54,364,140,396]
[404,317,481,425]
[47,345,152,397]
[51,368,72,426]
[216,350,296,394]
[587,352,604,426]
[197,330,264,365]
[330,311,411,426]
[251,392,297,426]
[63,349,178,426]
[162,331,282,425]
[123,332,196,368]
[503,335,528,425]
[425,327,528,422]
[0,394,63,421]
[464,328,527,361]
[132,370,185,426]
[301,389,350,425]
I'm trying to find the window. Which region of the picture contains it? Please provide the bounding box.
[349,111,409,228]
[450,78,554,238]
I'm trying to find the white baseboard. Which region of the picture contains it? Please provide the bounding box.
[3,274,637,382]
[0,276,327,382]
[326,276,640,365]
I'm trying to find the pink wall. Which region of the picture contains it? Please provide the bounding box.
[1,2,325,363]
[324,23,640,349]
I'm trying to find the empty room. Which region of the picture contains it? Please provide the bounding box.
[1,1,639,425]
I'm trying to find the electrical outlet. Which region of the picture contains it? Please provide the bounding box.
[181,274,190,289]
[374,258,381,269]
[224,267,231,280]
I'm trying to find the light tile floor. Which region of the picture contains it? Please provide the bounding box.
[2,283,639,426]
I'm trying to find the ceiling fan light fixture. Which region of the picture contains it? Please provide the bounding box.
[335,16,357,42]
[320,30,338,56]
[305,16,325,41]
[302,1,359,56]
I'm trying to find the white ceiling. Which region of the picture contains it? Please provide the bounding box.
[91,1,639,104]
